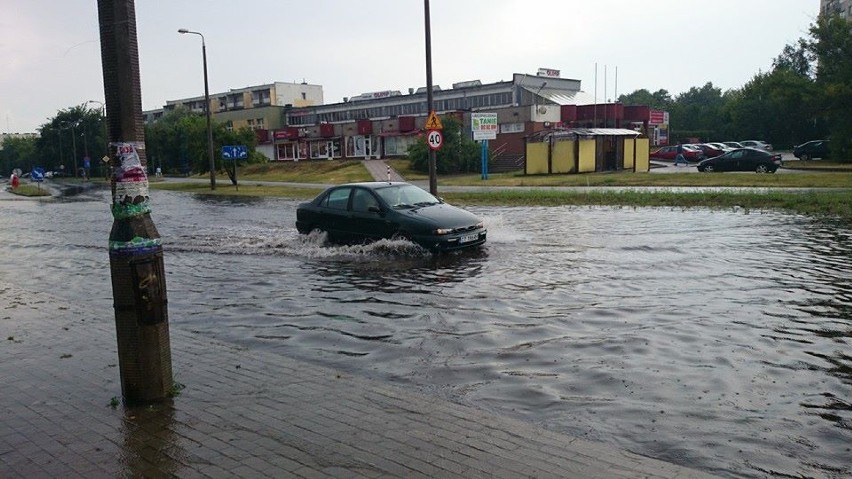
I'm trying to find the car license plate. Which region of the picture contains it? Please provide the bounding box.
[460,233,478,243]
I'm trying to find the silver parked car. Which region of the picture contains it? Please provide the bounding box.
[740,140,773,151]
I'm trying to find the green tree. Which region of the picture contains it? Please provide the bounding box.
[618,88,672,110]
[34,105,104,176]
[145,108,262,175]
[669,82,726,141]
[724,69,822,148]
[808,14,852,160]
[0,135,38,174]
[773,38,813,78]
[406,116,479,174]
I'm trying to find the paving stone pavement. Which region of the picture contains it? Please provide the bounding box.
[362,160,406,183]
[0,281,722,478]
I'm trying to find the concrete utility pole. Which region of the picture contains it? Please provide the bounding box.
[98,0,173,405]
[424,0,437,195]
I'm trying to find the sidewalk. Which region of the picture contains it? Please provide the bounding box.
[0,281,720,478]
[362,159,406,182]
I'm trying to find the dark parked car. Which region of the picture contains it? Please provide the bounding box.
[793,140,830,161]
[296,182,487,251]
[697,147,783,173]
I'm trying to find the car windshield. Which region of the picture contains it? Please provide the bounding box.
[376,184,440,208]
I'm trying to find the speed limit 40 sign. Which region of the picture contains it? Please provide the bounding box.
[426,129,443,151]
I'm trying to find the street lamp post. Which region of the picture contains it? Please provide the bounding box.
[61,120,79,177]
[87,100,109,177]
[178,28,216,190]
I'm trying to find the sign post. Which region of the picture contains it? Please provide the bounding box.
[31,167,45,190]
[222,145,248,189]
[471,113,498,180]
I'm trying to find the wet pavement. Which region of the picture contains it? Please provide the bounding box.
[0,280,721,478]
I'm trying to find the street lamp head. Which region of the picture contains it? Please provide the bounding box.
[177,28,189,34]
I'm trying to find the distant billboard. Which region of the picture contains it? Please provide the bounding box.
[536,68,561,78]
[471,113,498,140]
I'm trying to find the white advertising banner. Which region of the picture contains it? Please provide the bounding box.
[471,113,498,140]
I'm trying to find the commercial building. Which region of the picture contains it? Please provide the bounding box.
[144,69,666,172]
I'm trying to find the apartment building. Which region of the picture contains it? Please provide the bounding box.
[143,81,322,130]
[821,0,851,18]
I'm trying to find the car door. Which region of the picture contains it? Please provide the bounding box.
[740,149,762,171]
[318,186,353,240]
[720,150,745,171]
[348,187,394,241]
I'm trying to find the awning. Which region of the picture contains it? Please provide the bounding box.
[521,86,598,106]
[530,128,641,142]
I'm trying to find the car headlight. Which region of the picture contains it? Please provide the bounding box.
[435,228,453,235]
[475,222,484,230]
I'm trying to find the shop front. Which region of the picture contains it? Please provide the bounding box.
[273,127,307,161]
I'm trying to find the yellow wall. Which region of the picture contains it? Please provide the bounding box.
[635,138,650,172]
[552,140,576,173]
[526,142,549,174]
[623,139,635,170]
[578,139,596,173]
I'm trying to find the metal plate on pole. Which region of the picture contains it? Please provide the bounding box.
[427,129,443,151]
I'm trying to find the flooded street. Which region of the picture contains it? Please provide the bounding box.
[1,187,849,478]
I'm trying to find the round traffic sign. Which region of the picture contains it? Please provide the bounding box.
[427,129,443,151]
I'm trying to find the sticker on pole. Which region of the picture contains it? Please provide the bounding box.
[427,129,443,151]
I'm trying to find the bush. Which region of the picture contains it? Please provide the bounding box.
[406,116,480,174]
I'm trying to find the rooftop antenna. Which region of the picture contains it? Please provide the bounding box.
[594,63,598,127]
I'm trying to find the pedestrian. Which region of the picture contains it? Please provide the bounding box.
[674,144,687,166]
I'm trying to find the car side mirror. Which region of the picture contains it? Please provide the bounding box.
[368,206,383,214]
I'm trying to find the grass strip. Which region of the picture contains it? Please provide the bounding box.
[152,181,851,219]
[6,184,51,197]
[441,189,852,219]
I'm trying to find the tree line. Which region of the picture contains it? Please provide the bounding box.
[1,106,262,177]
[618,15,850,160]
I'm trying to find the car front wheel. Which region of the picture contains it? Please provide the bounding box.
[391,231,412,242]
[800,154,810,161]
[703,164,714,172]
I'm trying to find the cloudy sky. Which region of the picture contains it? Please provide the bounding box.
[1,0,819,133]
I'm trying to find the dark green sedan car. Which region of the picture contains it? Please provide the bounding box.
[296,182,486,251]
[696,147,783,173]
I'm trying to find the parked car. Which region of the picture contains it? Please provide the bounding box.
[296,182,487,251]
[793,140,830,161]
[696,148,783,173]
[707,142,732,152]
[650,144,705,162]
[723,141,745,149]
[693,143,726,158]
[740,140,773,151]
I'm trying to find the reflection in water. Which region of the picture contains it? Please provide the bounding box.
[0,191,850,479]
[120,403,182,477]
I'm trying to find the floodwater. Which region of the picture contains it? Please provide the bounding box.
[1,186,850,479]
